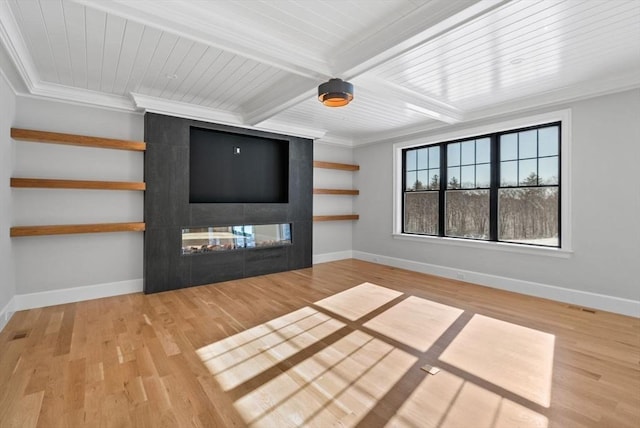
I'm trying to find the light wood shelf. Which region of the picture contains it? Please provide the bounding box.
[11,128,146,151]
[313,161,359,171]
[11,178,146,191]
[313,215,359,222]
[313,188,359,195]
[10,222,146,237]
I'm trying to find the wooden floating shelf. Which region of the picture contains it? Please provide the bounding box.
[10,178,146,191]
[313,188,359,195]
[11,128,146,151]
[313,161,359,171]
[313,215,359,222]
[10,222,146,237]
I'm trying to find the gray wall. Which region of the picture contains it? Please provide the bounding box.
[0,71,16,320]
[12,97,144,294]
[353,89,640,302]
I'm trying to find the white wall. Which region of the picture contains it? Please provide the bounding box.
[353,89,640,314]
[11,96,144,301]
[312,142,356,262]
[0,69,16,328]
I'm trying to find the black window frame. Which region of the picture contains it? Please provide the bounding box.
[402,121,561,248]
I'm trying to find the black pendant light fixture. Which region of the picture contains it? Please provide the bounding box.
[318,78,354,107]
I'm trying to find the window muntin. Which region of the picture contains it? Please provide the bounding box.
[498,125,560,247]
[404,146,440,234]
[402,123,560,248]
[446,138,491,190]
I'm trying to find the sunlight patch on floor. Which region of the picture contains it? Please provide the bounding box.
[234,330,418,427]
[196,307,345,390]
[197,283,556,427]
[364,296,464,352]
[440,314,555,408]
[386,369,549,428]
[314,282,403,321]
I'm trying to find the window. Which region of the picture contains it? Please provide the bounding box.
[402,122,561,248]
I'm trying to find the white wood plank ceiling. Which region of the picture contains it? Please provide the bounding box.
[1,0,639,145]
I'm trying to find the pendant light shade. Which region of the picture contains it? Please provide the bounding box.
[318,78,354,107]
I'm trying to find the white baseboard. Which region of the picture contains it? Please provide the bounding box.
[353,251,640,318]
[0,297,16,332]
[313,250,353,265]
[13,279,144,312]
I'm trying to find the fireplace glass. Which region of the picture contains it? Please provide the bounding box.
[182,223,291,255]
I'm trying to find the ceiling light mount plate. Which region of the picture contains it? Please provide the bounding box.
[318,78,354,107]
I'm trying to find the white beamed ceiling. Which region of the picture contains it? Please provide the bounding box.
[1,0,639,145]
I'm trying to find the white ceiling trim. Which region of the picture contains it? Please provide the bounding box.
[132,92,242,126]
[313,134,356,147]
[354,73,640,147]
[0,2,134,111]
[32,81,136,111]
[464,72,640,123]
[253,120,326,141]
[132,93,327,141]
[0,1,39,92]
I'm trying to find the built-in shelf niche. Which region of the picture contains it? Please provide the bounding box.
[10,128,146,237]
[313,160,359,222]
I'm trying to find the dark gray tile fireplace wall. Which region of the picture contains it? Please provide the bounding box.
[143,113,313,293]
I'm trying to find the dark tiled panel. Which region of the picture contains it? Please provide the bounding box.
[144,113,312,293]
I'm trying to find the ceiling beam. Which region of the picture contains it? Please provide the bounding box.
[354,76,463,124]
[244,0,508,126]
[71,0,509,130]
[334,0,510,78]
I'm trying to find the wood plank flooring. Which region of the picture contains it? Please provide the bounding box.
[0,260,638,427]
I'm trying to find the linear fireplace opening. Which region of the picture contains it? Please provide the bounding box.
[182,223,292,255]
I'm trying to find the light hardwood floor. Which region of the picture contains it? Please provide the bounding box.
[0,260,638,427]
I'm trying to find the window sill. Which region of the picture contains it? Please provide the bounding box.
[392,233,573,258]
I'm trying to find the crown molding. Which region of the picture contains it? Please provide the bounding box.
[132,93,327,140]
[314,134,355,147]
[463,73,640,123]
[30,81,136,112]
[132,93,242,125]
[353,121,448,147]
[1,2,135,113]
[0,41,27,95]
[0,1,39,92]
[254,120,326,140]
[352,74,640,147]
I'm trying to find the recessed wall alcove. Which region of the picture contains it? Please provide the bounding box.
[144,113,313,293]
